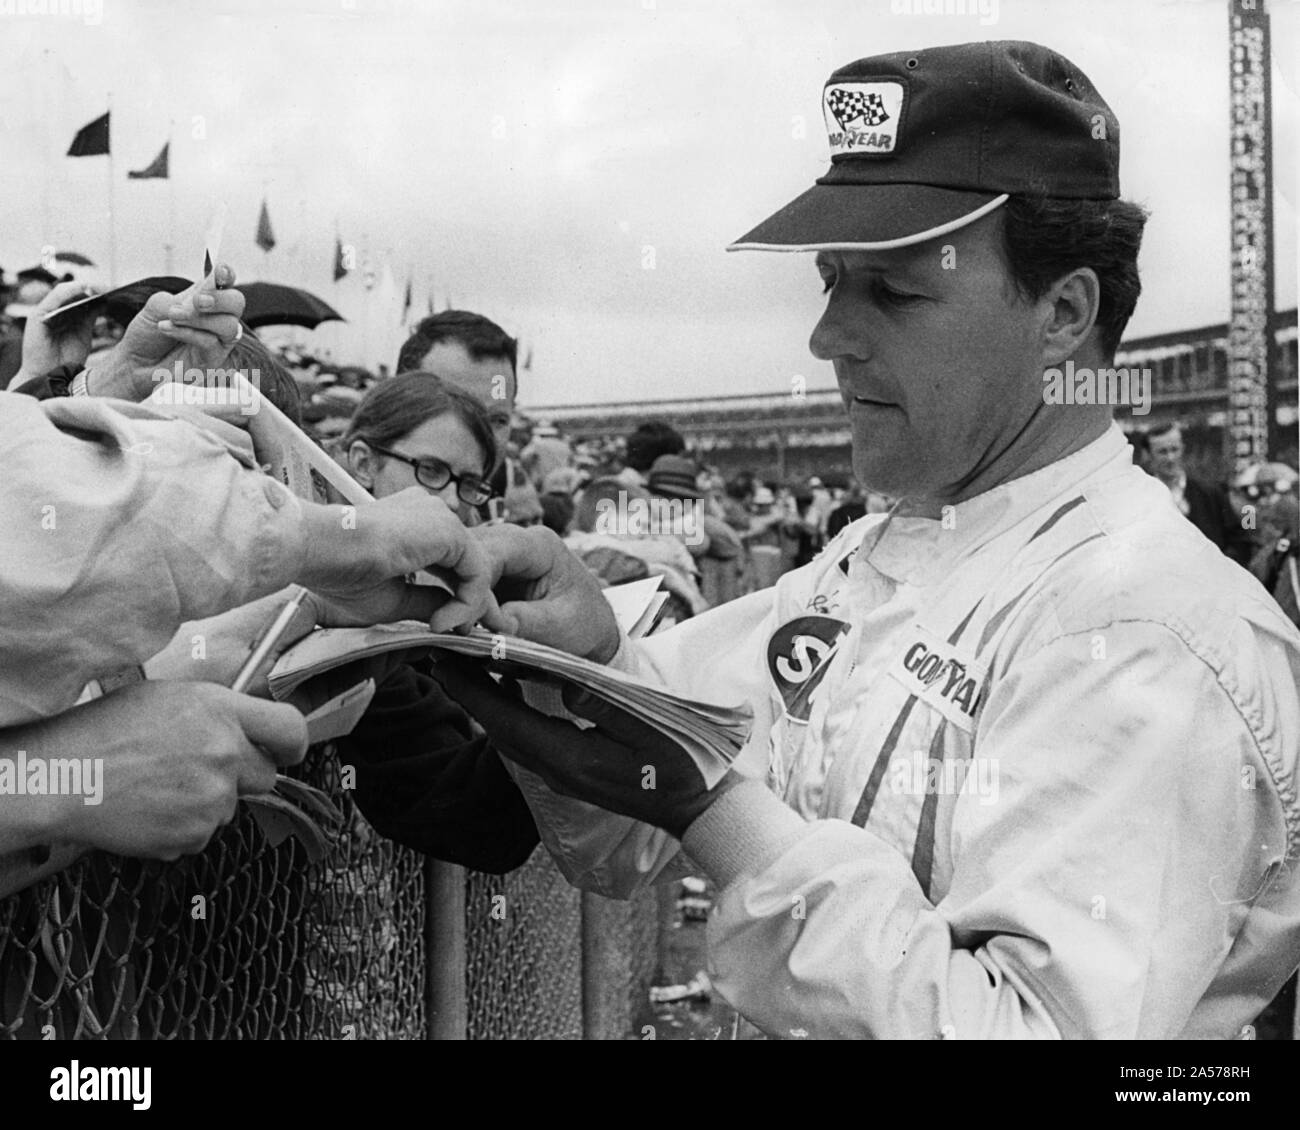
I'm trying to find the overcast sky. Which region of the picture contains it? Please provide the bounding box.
[1,0,1296,408]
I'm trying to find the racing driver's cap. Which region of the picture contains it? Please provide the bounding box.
[728,40,1120,253]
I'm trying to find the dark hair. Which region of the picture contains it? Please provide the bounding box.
[396,310,517,380]
[340,371,497,476]
[1000,194,1149,359]
[725,473,755,502]
[1146,421,1181,441]
[575,476,650,533]
[539,492,576,536]
[625,421,684,473]
[226,328,302,427]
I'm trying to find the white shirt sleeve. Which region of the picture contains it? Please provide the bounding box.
[0,393,308,724]
[687,620,1298,1038]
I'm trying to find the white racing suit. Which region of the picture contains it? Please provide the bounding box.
[509,426,1300,1038]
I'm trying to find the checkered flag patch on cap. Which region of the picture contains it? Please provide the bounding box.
[827,87,890,129]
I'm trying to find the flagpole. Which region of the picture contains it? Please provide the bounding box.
[361,230,371,370]
[332,215,344,367]
[263,180,271,278]
[296,194,307,352]
[106,92,117,286]
[41,71,55,256]
[165,121,176,274]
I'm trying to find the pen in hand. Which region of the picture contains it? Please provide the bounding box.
[231,588,310,695]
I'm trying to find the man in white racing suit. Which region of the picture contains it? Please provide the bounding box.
[437,40,1300,1039]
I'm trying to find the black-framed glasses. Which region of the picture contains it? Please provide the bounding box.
[368,444,494,506]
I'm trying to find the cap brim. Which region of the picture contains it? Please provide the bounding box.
[728,184,1009,252]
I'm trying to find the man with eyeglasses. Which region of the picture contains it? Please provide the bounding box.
[359,444,495,510]
[322,373,547,874]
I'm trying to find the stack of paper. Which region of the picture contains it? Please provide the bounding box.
[268,581,749,785]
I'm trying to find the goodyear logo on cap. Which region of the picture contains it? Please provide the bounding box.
[824,81,904,155]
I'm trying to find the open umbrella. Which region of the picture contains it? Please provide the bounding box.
[240,282,344,330]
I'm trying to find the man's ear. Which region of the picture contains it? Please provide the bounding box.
[1039,266,1101,369]
[347,440,377,489]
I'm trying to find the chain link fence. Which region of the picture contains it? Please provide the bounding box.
[464,854,583,1039]
[5,734,1291,1041]
[0,744,428,1040]
[0,741,662,1041]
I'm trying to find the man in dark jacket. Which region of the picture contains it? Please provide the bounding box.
[1147,422,1253,565]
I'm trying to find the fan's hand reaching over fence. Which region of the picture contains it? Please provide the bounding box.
[0,681,306,860]
[471,524,621,663]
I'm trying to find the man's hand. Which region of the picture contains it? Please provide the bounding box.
[145,586,433,699]
[144,588,318,697]
[298,487,497,631]
[430,661,739,840]
[13,280,98,384]
[89,263,247,401]
[7,681,306,860]
[473,524,621,663]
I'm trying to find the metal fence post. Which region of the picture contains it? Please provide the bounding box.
[581,890,630,1040]
[426,858,467,1039]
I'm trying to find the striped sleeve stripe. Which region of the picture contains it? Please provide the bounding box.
[850,596,984,829]
[1028,495,1087,543]
[987,531,1107,685]
[909,721,950,899]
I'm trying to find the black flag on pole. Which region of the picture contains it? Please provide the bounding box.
[256,200,276,252]
[128,141,169,179]
[67,111,110,157]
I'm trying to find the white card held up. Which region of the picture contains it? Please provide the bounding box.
[601,575,668,638]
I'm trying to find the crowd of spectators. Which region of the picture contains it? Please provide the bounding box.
[1128,423,1298,625]
[7,264,1293,634]
[278,328,1300,631]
